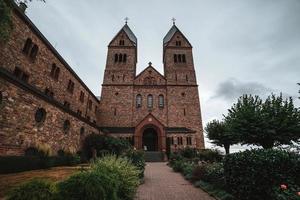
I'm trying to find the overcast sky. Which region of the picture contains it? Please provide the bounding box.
[25,0,300,151]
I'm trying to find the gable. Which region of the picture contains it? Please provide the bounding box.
[134,66,166,86]
[109,24,137,47]
[163,25,192,48]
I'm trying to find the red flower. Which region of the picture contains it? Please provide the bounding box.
[280,184,287,190]
[297,191,300,196]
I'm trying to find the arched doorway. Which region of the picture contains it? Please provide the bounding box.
[142,128,158,151]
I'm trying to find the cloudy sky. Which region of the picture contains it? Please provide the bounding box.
[25,0,300,151]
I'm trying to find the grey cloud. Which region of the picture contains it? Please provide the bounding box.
[212,78,273,101]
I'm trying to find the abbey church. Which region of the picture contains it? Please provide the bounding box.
[0,2,204,156]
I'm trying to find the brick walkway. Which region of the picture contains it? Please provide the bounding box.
[135,162,215,200]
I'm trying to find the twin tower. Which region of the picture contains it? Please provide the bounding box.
[98,23,204,152]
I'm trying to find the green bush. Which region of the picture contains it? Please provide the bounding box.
[198,149,223,162]
[191,163,225,188]
[56,171,112,200]
[0,156,50,174]
[179,147,198,159]
[7,179,54,200]
[82,134,131,160]
[92,155,140,200]
[124,149,145,178]
[224,149,300,200]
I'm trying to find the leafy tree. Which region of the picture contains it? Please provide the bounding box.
[226,94,300,149]
[205,119,238,154]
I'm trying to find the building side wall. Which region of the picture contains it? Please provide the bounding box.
[0,11,99,124]
[0,79,99,156]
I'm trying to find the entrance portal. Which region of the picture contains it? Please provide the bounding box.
[142,128,158,151]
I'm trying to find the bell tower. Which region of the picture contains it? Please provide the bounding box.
[99,22,137,127]
[103,21,137,85]
[163,22,197,86]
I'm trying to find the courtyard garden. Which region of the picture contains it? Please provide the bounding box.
[0,135,145,200]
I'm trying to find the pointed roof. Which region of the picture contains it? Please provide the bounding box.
[109,24,137,46]
[163,24,192,47]
[135,65,166,80]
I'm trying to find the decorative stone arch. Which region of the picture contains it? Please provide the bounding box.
[134,113,166,151]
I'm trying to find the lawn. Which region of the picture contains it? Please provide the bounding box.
[0,165,89,199]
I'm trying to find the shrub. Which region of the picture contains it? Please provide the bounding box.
[224,149,300,200]
[191,163,225,188]
[172,159,185,172]
[0,156,50,174]
[124,149,145,178]
[7,179,54,200]
[56,171,112,200]
[198,149,223,162]
[82,134,131,160]
[179,147,198,159]
[169,152,184,166]
[92,155,140,200]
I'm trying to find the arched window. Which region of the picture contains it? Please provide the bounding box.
[186,74,188,81]
[147,94,153,109]
[158,95,164,108]
[54,67,60,80]
[112,74,115,82]
[123,54,127,62]
[22,38,32,55]
[174,54,177,63]
[182,54,186,63]
[118,54,123,62]
[178,54,182,62]
[35,108,46,123]
[114,54,118,62]
[136,94,142,108]
[119,40,125,45]
[80,127,85,135]
[50,64,56,77]
[0,91,2,104]
[29,44,39,60]
[63,120,70,133]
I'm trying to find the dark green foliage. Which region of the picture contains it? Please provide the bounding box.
[124,149,145,178]
[226,94,300,149]
[0,0,13,43]
[224,149,300,200]
[194,180,236,200]
[82,134,131,160]
[0,154,80,174]
[197,149,223,162]
[179,147,198,158]
[192,163,225,188]
[0,156,50,174]
[56,171,110,200]
[7,179,54,200]
[205,120,238,154]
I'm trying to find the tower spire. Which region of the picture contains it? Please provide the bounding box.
[171,17,176,25]
[124,17,129,25]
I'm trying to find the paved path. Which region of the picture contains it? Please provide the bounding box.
[135,162,216,200]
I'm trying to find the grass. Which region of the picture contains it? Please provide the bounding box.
[0,165,89,199]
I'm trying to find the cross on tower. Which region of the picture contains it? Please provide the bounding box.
[172,17,176,25]
[148,62,152,66]
[124,17,129,24]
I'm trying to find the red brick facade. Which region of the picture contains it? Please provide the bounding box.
[0,3,204,156]
[98,23,205,151]
[0,4,100,155]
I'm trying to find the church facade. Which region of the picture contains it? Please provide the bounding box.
[0,2,204,156]
[98,23,205,152]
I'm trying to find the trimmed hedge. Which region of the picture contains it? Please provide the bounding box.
[224,149,300,200]
[0,155,80,174]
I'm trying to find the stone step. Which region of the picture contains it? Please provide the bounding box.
[144,151,164,162]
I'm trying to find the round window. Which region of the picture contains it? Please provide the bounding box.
[35,108,46,123]
[63,120,70,133]
[80,127,85,135]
